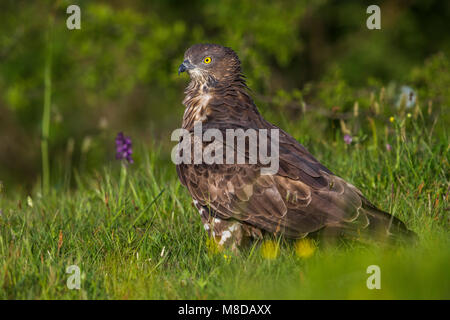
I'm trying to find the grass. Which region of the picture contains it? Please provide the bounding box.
[0,98,449,300]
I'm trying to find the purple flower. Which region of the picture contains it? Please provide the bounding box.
[115,132,134,164]
[343,134,353,145]
[386,143,392,152]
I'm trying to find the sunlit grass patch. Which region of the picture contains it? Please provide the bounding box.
[0,87,448,299]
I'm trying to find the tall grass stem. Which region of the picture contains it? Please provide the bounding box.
[41,17,53,195]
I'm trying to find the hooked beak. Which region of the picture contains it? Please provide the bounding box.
[178,59,194,75]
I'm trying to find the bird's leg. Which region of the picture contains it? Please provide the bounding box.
[193,200,255,252]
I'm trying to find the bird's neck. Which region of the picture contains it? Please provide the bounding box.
[182,76,262,130]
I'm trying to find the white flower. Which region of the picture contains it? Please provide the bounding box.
[397,86,416,109]
[27,196,33,208]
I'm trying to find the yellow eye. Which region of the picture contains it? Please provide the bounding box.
[203,57,212,64]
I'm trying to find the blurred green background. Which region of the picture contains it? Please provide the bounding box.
[0,0,449,191]
[0,0,449,300]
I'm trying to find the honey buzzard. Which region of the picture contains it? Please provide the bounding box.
[176,44,415,250]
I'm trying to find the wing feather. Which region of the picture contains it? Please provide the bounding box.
[176,97,411,239]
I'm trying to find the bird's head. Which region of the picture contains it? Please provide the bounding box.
[178,44,241,85]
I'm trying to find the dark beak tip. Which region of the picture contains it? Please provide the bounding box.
[178,63,187,75]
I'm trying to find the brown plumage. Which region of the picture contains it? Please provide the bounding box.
[176,43,415,249]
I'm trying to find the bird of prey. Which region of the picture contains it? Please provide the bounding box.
[176,43,415,250]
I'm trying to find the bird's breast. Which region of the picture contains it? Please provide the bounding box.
[182,91,213,129]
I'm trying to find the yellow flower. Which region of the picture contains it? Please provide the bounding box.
[389,116,395,123]
[407,113,412,118]
[223,254,231,263]
[206,237,222,255]
[295,239,316,258]
[261,240,280,260]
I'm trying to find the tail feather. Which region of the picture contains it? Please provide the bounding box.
[319,203,417,244]
[361,203,417,243]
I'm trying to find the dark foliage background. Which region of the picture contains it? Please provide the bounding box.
[0,0,448,190]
